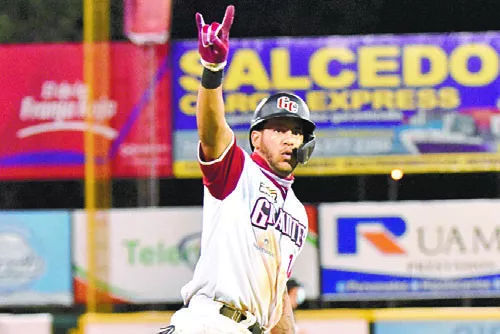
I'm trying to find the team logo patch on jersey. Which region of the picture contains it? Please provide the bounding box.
[250,197,307,247]
[259,182,278,202]
[254,236,275,257]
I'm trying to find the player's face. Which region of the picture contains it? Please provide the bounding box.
[252,117,304,177]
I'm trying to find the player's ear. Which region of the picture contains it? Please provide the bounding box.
[250,130,261,150]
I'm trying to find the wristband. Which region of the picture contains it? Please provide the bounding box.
[201,68,224,89]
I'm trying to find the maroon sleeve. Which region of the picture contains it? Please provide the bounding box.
[198,137,245,200]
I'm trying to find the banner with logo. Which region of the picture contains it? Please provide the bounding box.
[172,33,500,177]
[0,211,72,306]
[73,208,202,303]
[0,42,172,180]
[375,320,500,334]
[319,200,500,300]
[73,205,318,303]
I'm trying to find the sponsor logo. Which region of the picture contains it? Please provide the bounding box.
[259,182,278,202]
[177,232,202,270]
[122,232,201,271]
[337,217,406,255]
[333,213,500,277]
[254,237,275,258]
[0,227,45,293]
[17,81,117,139]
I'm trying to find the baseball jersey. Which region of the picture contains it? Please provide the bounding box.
[181,134,309,330]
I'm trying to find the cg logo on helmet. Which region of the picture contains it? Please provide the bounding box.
[337,217,406,255]
[276,96,299,113]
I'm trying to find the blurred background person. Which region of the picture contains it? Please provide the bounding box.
[287,278,307,333]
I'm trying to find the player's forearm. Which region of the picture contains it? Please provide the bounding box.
[196,83,226,143]
[196,80,232,160]
[271,292,296,334]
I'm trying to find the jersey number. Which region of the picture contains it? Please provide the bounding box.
[286,254,293,278]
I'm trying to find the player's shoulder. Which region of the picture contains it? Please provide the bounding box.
[239,145,251,159]
[286,189,307,210]
[230,145,261,184]
[286,188,301,203]
[237,146,254,170]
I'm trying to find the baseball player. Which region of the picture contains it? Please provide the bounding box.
[160,5,316,334]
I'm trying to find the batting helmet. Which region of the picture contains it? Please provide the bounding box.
[249,92,316,164]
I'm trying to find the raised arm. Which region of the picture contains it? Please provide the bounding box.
[271,289,296,334]
[195,5,235,161]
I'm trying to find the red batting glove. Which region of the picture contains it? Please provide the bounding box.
[195,5,235,72]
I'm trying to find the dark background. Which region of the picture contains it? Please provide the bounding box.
[1,0,499,210]
[1,0,500,311]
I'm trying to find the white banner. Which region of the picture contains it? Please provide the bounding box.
[298,319,368,333]
[288,205,320,300]
[320,200,500,300]
[78,311,368,334]
[73,205,320,303]
[73,208,202,303]
[82,318,368,334]
[0,314,52,334]
[79,312,172,334]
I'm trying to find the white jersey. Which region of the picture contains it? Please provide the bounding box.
[181,135,309,330]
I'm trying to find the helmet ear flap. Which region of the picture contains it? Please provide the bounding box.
[293,133,316,164]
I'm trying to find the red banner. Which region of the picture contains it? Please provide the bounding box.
[0,42,172,180]
[124,0,172,44]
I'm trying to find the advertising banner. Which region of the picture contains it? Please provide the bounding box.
[290,205,320,299]
[374,307,500,334]
[77,312,173,334]
[320,200,500,300]
[298,319,368,334]
[0,42,172,180]
[375,320,500,334]
[73,205,319,303]
[124,0,172,44]
[172,33,500,177]
[0,314,53,334]
[73,208,202,303]
[0,211,72,306]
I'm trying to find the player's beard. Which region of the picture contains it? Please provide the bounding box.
[259,143,297,177]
